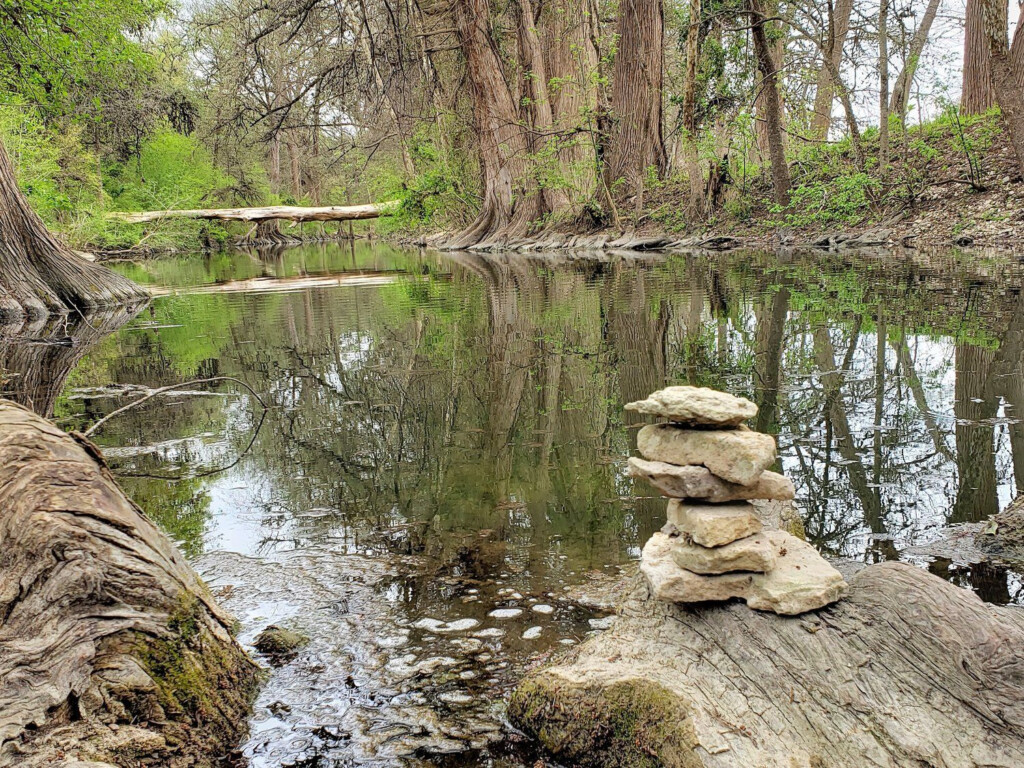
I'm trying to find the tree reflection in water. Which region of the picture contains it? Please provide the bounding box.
[36,243,1024,602]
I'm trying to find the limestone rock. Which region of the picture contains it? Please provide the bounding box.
[643,531,847,615]
[628,457,794,501]
[637,423,776,486]
[624,386,758,426]
[747,531,848,615]
[641,534,753,603]
[670,531,776,574]
[667,499,762,547]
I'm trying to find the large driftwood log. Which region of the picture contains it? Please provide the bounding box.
[106,201,398,225]
[0,400,259,767]
[509,562,1024,767]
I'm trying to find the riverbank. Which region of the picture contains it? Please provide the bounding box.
[393,111,1024,253]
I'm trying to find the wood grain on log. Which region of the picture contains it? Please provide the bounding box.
[105,201,399,225]
[510,563,1024,767]
[0,400,259,767]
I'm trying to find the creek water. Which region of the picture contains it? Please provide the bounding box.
[5,242,1024,766]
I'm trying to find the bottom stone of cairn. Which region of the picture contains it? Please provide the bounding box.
[641,530,848,615]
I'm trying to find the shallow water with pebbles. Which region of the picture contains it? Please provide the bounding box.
[197,544,619,766]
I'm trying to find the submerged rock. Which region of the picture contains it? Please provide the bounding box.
[637,424,776,486]
[666,499,762,548]
[629,457,794,501]
[254,625,308,664]
[510,563,1024,766]
[624,385,758,426]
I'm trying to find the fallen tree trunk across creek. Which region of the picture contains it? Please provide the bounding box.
[106,201,399,225]
[509,562,1024,767]
[0,400,259,767]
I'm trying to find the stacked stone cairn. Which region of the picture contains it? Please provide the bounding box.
[627,386,848,615]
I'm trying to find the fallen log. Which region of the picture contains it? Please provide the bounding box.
[0,400,259,767]
[509,562,1024,767]
[106,200,399,225]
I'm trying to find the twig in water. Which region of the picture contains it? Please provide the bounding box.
[83,376,267,438]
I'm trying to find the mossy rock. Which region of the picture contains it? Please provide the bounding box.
[253,625,308,664]
[508,672,701,768]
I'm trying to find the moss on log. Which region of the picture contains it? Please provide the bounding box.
[509,563,1024,767]
[0,400,259,767]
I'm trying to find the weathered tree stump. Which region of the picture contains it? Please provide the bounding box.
[0,400,259,767]
[509,562,1024,767]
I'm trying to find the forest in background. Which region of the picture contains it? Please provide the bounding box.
[3,0,1024,250]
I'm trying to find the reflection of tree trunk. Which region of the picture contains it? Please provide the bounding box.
[813,324,887,539]
[1002,360,1024,495]
[951,342,999,524]
[989,292,1024,495]
[0,307,141,418]
[891,330,952,460]
[606,263,668,436]
[753,286,788,439]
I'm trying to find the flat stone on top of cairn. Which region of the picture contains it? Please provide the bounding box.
[625,385,758,427]
[637,423,777,486]
[628,457,794,502]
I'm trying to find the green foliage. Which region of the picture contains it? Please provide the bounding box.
[0,99,103,235]
[0,0,166,120]
[772,172,878,228]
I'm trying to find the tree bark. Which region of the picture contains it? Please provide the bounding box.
[962,0,1003,114]
[878,0,890,169]
[810,0,854,138]
[539,0,600,204]
[982,0,1024,177]
[681,0,705,218]
[445,0,543,249]
[749,0,790,206]
[516,0,572,216]
[603,0,667,210]
[0,401,259,767]
[510,562,1024,766]
[888,0,940,120]
[0,141,146,322]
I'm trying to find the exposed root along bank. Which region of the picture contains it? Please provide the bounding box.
[0,143,147,322]
[510,563,1024,767]
[0,400,259,767]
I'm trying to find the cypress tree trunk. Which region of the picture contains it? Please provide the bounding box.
[961,0,1001,114]
[0,141,146,322]
[983,0,1024,177]
[603,0,667,210]
[446,0,543,248]
[749,0,790,206]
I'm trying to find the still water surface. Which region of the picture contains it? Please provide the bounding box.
[6,243,1024,766]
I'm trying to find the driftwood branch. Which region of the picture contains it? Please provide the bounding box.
[105,201,400,225]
